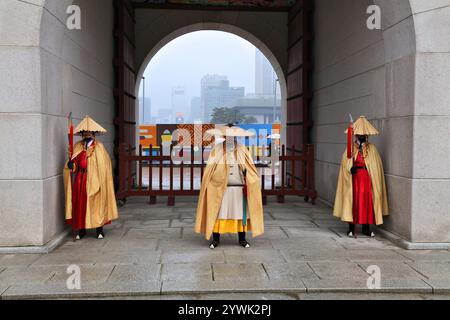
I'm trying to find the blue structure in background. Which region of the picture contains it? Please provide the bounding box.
[236,124,272,147]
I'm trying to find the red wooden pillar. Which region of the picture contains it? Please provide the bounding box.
[286,0,314,191]
[114,0,137,187]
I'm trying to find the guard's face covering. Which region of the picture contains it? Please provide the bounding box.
[82,131,95,141]
[357,135,367,144]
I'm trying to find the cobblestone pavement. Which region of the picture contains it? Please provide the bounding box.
[1,197,450,300]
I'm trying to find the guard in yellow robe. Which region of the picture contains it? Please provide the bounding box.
[195,125,264,248]
[63,116,119,240]
[333,116,389,238]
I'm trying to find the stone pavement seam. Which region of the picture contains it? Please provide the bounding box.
[159,263,164,281]
[310,220,320,228]
[404,263,431,280]
[420,278,437,293]
[277,249,289,263]
[328,227,343,238]
[279,227,290,238]
[420,278,438,294]
[390,250,416,262]
[105,265,117,282]
[306,262,322,280]
[44,272,57,284]
[267,211,276,220]
[261,263,271,280]
[0,285,11,297]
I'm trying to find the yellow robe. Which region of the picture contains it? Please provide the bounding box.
[333,143,389,225]
[195,143,264,240]
[63,141,119,229]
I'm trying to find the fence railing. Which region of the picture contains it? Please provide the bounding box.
[117,143,317,206]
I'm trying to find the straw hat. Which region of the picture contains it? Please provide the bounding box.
[206,126,255,137]
[345,116,379,136]
[74,116,107,136]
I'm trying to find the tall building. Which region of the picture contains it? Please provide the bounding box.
[139,97,151,124]
[190,97,202,122]
[255,49,276,97]
[171,86,186,120]
[201,75,245,122]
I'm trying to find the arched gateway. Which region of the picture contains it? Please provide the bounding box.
[0,0,449,250]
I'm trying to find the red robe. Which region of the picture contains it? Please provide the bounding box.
[352,152,375,225]
[68,149,89,230]
[67,142,112,230]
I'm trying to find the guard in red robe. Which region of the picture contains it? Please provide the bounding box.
[350,137,376,235]
[64,116,119,240]
[333,116,389,238]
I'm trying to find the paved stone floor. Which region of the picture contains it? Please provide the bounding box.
[1,196,450,300]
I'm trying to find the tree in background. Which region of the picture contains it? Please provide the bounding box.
[210,107,257,124]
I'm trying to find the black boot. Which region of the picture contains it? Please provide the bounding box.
[209,233,220,249]
[76,229,86,240]
[347,223,355,238]
[96,227,104,239]
[362,224,375,237]
[238,232,250,248]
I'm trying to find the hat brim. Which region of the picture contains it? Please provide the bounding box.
[205,128,224,136]
[75,130,107,136]
[223,127,255,137]
[206,126,255,137]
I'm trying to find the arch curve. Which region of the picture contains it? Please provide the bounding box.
[134,23,288,143]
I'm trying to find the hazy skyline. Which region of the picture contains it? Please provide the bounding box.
[140,31,277,120]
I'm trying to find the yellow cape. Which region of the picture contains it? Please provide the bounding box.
[195,143,264,240]
[333,143,389,225]
[63,141,119,229]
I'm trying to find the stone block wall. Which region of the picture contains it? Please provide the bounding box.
[0,0,115,246]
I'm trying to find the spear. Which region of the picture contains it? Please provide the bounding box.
[68,112,74,159]
[346,114,358,238]
[67,113,77,241]
[242,169,248,227]
[347,114,354,159]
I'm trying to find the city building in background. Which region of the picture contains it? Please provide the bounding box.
[190,97,202,122]
[171,86,187,121]
[139,97,152,124]
[234,95,282,124]
[255,49,276,97]
[200,75,245,122]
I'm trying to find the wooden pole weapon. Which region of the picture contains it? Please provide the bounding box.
[67,113,77,241]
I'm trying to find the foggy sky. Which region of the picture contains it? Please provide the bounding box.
[140,31,261,117]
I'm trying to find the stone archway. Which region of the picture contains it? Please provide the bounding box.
[1,0,450,250]
[134,23,288,145]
